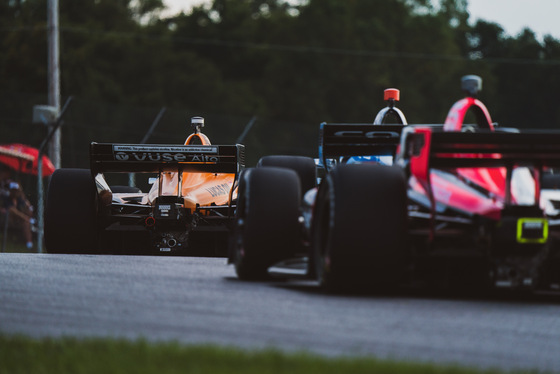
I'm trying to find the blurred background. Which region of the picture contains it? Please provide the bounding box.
[2,0,560,173]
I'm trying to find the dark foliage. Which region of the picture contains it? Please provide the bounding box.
[1,0,560,168]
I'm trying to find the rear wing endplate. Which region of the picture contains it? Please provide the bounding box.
[319,123,404,167]
[90,142,245,175]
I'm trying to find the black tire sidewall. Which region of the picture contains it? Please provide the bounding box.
[257,155,316,196]
[313,164,408,291]
[44,168,99,253]
[233,167,301,280]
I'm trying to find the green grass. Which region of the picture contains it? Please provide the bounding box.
[0,233,33,253]
[0,334,528,374]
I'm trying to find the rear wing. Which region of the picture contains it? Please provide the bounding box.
[400,126,560,214]
[400,127,560,171]
[319,123,405,167]
[90,142,245,175]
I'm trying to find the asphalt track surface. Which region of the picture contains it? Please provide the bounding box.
[1,253,560,372]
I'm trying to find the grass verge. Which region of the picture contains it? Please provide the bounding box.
[0,334,518,374]
[0,233,34,253]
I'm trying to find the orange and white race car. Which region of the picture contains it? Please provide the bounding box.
[45,117,244,255]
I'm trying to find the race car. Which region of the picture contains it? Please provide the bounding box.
[229,87,408,280]
[230,76,560,292]
[45,116,245,255]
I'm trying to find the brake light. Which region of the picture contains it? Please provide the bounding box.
[145,216,156,227]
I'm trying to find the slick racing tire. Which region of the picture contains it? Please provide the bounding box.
[45,168,99,253]
[233,167,301,280]
[312,164,408,292]
[257,155,317,196]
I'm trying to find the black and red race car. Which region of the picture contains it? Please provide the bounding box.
[229,76,560,292]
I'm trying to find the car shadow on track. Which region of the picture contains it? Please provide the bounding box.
[269,279,560,305]
[223,274,560,305]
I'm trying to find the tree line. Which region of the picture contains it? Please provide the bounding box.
[1,0,560,168]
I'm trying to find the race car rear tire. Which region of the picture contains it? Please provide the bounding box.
[45,168,99,253]
[313,164,408,292]
[257,155,317,196]
[232,167,301,280]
